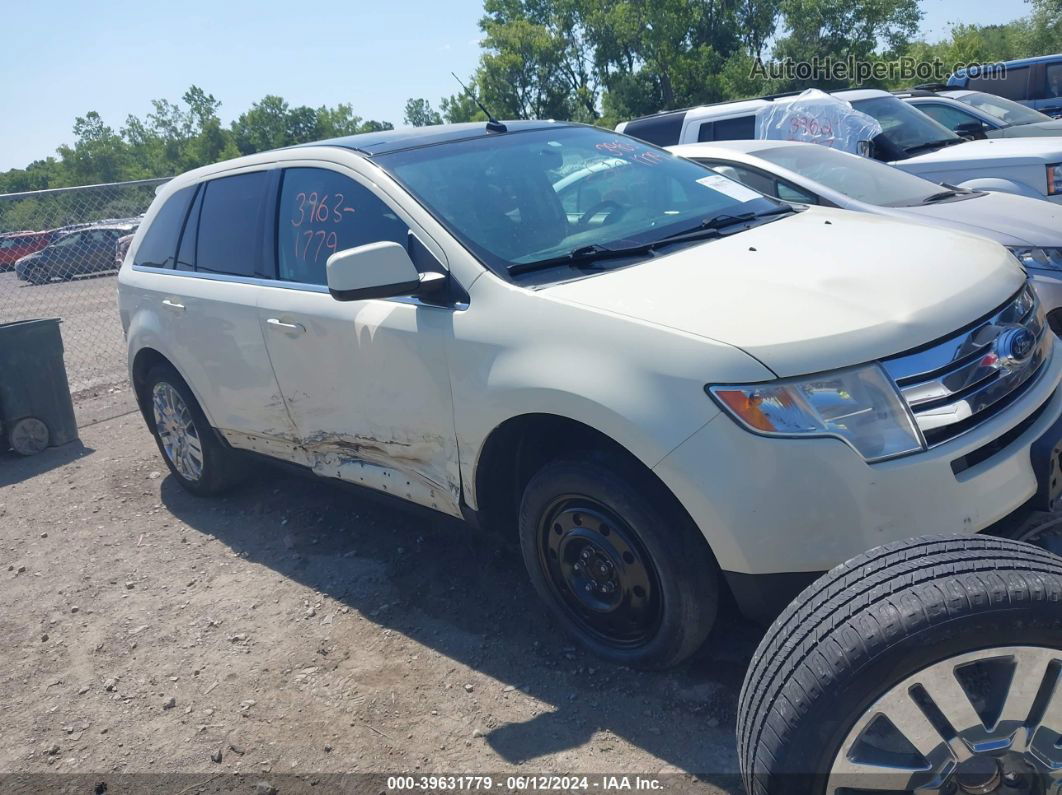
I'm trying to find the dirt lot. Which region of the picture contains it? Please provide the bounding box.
[0,410,761,792]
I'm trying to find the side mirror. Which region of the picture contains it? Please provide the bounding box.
[955,121,987,140]
[326,241,445,302]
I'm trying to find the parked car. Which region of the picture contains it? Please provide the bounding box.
[618,88,1062,202]
[119,121,1061,670]
[948,54,1062,117]
[897,87,1062,138]
[667,139,1062,329]
[115,233,134,269]
[0,230,54,271]
[16,223,137,284]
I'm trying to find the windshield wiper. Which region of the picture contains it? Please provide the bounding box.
[507,206,795,277]
[905,138,965,155]
[508,242,658,276]
[922,188,965,203]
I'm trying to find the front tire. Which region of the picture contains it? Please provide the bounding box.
[518,455,719,670]
[737,535,1062,795]
[143,362,246,496]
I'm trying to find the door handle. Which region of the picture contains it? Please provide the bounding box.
[266,317,306,333]
[161,298,185,311]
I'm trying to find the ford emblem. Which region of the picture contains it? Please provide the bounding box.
[995,326,1036,370]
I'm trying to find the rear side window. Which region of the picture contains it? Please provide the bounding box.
[276,167,409,285]
[133,186,195,269]
[1047,63,1062,98]
[697,116,756,142]
[623,112,686,146]
[967,66,1031,101]
[196,172,268,277]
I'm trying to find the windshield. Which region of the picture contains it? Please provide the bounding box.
[850,96,962,154]
[376,125,782,279]
[955,92,1052,126]
[750,144,944,207]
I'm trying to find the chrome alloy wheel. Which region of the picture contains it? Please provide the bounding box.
[151,382,204,482]
[828,646,1061,793]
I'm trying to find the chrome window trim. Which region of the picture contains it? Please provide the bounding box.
[129,264,466,310]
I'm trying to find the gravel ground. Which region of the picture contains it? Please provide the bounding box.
[0,411,761,792]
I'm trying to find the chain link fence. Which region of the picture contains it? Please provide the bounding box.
[0,178,169,424]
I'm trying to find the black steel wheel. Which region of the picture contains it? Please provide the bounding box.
[518,454,719,670]
[538,496,663,648]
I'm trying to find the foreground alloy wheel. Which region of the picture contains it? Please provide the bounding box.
[829,646,1060,793]
[152,381,204,482]
[143,362,247,496]
[737,536,1062,795]
[518,455,719,670]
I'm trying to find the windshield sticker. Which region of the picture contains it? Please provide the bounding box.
[696,174,763,203]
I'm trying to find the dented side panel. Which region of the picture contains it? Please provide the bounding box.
[255,285,463,517]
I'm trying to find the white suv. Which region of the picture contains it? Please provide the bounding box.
[618,88,1062,203]
[118,121,1062,669]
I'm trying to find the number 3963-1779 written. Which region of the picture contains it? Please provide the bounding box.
[290,191,355,263]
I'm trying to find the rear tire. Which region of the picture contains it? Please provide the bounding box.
[518,455,719,670]
[143,362,247,496]
[737,535,1062,795]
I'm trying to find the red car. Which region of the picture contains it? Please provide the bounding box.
[0,230,54,271]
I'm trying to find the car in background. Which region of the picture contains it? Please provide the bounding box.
[897,87,1062,138]
[668,139,1062,332]
[948,54,1062,117]
[15,223,137,284]
[618,88,1062,202]
[0,230,55,271]
[115,233,134,269]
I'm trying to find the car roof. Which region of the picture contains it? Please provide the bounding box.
[622,88,893,128]
[954,53,1062,75]
[295,120,577,156]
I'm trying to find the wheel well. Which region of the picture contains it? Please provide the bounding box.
[473,414,699,543]
[131,347,169,424]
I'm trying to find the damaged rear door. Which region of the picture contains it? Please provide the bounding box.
[257,162,463,515]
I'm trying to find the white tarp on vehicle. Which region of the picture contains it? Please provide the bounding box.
[755,89,883,155]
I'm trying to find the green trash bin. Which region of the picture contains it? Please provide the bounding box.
[0,318,79,455]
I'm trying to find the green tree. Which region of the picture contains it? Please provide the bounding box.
[404,98,444,126]
[772,0,922,88]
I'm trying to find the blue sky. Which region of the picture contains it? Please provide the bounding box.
[0,0,1032,171]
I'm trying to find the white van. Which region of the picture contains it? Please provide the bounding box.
[618,88,1062,202]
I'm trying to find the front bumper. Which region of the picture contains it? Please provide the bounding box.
[653,342,1062,577]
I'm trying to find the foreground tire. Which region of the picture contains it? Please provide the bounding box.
[737,535,1062,795]
[143,363,246,496]
[518,455,719,670]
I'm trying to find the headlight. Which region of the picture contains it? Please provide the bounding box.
[1048,164,1062,195]
[708,364,924,462]
[1008,246,1062,272]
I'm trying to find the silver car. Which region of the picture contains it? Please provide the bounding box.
[669,139,1062,330]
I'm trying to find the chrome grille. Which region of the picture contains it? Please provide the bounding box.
[881,283,1051,447]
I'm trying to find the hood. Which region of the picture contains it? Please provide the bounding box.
[1002,119,1062,137]
[903,137,1062,166]
[884,191,1062,247]
[542,208,1025,378]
